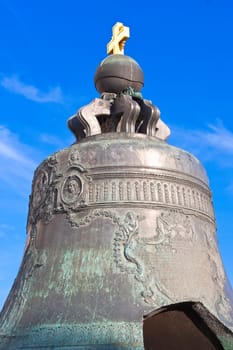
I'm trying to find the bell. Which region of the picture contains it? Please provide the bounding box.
[1,23,233,349]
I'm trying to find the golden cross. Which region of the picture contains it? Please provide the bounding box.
[107,22,130,55]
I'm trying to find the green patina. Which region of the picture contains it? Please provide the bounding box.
[220,336,233,350]
[0,321,144,349]
[121,86,143,100]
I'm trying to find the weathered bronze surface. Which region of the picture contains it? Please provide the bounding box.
[1,131,233,348]
[1,23,233,349]
[94,54,144,94]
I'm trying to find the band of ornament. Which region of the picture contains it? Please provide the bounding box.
[27,154,214,230]
[86,178,214,219]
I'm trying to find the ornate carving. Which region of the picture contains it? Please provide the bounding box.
[28,155,60,231]
[68,209,172,307]
[113,211,144,274]
[83,177,214,220]
[112,182,116,201]
[203,222,233,326]
[157,183,163,202]
[27,150,89,230]
[155,211,194,242]
[164,184,169,204]
[135,181,140,201]
[28,168,232,320]
[32,169,49,207]
[28,159,215,231]
[182,187,187,206]
[170,184,176,204]
[150,182,156,201]
[104,181,108,201]
[112,211,172,306]
[61,175,82,205]
[119,181,124,200]
[68,209,121,229]
[89,181,94,202]
[68,150,81,167]
[95,183,100,202]
[127,181,131,201]
[177,186,182,205]
[57,151,87,212]
[143,181,148,201]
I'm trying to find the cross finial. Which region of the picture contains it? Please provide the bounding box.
[107,22,130,55]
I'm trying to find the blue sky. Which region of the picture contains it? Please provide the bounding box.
[0,0,233,309]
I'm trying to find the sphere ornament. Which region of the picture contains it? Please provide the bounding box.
[94,54,144,94]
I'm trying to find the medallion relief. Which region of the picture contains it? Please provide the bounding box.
[55,150,87,212]
[27,150,87,231]
[61,175,82,205]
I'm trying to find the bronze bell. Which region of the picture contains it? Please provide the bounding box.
[1,23,233,349]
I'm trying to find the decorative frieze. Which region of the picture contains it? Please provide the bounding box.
[86,178,213,219]
[27,152,214,230]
